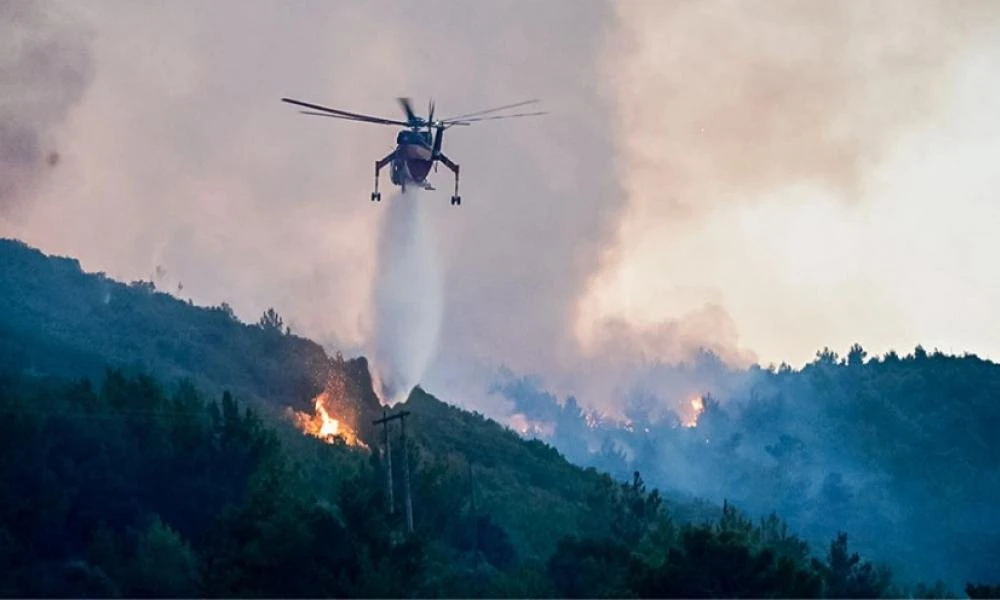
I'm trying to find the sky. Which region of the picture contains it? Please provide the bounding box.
[3,0,1000,416]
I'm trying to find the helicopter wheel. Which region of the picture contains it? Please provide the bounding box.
[450,195,461,206]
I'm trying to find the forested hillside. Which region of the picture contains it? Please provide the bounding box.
[2,238,999,598]
[3,368,938,598]
[494,346,1000,589]
[0,238,358,418]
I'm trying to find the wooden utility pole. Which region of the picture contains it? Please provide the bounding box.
[400,412,413,534]
[372,410,413,534]
[376,410,394,514]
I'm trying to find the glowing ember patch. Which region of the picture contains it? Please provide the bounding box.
[508,413,555,438]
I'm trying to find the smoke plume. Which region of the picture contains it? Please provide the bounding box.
[0,2,93,215]
[3,0,1000,419]
[606,0,1000,220]
[369,189,443,406]
[575,0,1000,373]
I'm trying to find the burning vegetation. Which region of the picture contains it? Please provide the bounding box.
[288,381,367,448]
[680,394,705,428]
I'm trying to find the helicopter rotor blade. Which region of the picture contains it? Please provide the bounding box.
[281,97,409,126]
[398,97,419,124]
[441,99,540,122]
[296,111,400,124]
[444,110,548,125]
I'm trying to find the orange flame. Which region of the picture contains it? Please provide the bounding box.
[681,395,705,428]
[289,390,367,448]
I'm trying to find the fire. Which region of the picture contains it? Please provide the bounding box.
[508,413,555,438]
[289,390,367,448]
[681,394,705,428]
[315,399,341,438]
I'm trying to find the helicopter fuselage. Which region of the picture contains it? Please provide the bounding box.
[391,129,434,187]
[372,124,459,203]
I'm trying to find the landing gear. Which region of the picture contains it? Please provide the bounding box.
[373,150,395,204]
[438,153,461,208]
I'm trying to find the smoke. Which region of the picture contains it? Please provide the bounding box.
[369,189,443,406]
[605,0,1000,220]
[2,0,1000,423]
[576,0,1000,372]
[0,1,93,216]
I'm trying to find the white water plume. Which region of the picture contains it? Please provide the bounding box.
[370,188,443,406]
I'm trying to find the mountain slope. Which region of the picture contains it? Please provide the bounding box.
[0,237,718,562]
[5,238,996,596]
[0,240,1000,597]
[0,238,379,418]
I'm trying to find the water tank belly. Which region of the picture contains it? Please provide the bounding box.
[407,158,432,182]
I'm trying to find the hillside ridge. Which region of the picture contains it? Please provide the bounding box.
[0,237,721,560]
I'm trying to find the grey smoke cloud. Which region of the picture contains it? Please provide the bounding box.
[578,0,1000,377]
[2,0,998,421]
[0,1,93,215]
[606,0,1000,219]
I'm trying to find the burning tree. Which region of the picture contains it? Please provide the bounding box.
[287,370,367,449]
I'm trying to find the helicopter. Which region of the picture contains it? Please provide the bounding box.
[281,96,545,206]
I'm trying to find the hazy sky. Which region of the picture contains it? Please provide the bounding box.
[4,0,1000,414]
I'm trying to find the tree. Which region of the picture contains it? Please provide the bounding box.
[127,516,200,598]
[822,533,892,599]
[847,343,868,367]
[966,582,1000,599]
[912,580,953,598]
[815,347,840,365]
[611,471,664,547]
[88,521,125,589]
[257,308,284,333]
[216,302,238,322]
[470,515,517,569]
[547,536,644,598]
[129,280,156,293]
[637,524,822,599]
[0,528,17,596]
